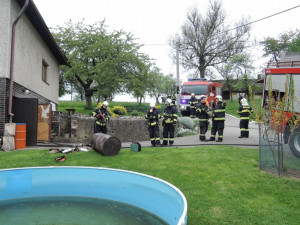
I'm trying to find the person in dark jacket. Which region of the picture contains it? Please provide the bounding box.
[162,98,178,146]
[238,94,244,106]
[92,101,110,134]
[238,98,253,138]
[189,93,198,118]
[167,94,177,113]
[196,95,209,141]
[209,95,226,142]
[145,102,161,147]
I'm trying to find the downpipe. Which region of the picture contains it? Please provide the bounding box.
[8,0,30,123]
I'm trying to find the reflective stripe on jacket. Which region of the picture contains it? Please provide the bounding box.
[163,106,177,124]
[212,101,226,121]
[145,108,161,126]
[196,103,209,121]
[237,105,253,120]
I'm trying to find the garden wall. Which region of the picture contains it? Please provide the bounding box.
[51,112,167,144]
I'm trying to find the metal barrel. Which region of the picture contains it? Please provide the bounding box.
[92,133,121,156]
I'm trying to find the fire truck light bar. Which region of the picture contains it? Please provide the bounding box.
[181,99,188,104]
[188,78,206,81]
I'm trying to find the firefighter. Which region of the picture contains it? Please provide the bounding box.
[162,98,178,145]
[188,93,198,118]
[92,101,110,134]
[196,95,209,141]
[209,95,226,142]
[171,95,177,106]
[238,98,253,138]
[238,94,244,105]
[145,102,161,147]
[167,94,177,112]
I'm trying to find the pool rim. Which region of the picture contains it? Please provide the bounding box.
[0,166,188,225]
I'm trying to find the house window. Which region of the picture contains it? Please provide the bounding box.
[42,59,49,83]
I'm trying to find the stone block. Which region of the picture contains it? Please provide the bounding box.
[3,136,15,151]
[4,123,16,136]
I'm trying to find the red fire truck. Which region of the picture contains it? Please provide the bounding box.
[263,60,300,158]
[180,78,223,116]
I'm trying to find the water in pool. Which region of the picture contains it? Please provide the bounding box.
[0,196,169,225]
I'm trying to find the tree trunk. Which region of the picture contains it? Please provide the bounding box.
[156,96,160,104]
[97,92,101,104]
[86,95,92,110]
[230,91,233,103]
[199,67,206,78]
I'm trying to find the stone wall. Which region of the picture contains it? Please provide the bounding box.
[51,113,169,144]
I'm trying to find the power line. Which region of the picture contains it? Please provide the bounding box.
[226,4,300,32]
[141,4,300,47]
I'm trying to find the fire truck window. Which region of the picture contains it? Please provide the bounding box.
[182,85,208,95]
[212,85,216,93]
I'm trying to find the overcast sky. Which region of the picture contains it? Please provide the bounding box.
[32,0,300,101]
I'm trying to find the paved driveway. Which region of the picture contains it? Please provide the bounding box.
[122,114,259,149]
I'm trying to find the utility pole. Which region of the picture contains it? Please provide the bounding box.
[176,41,180,112]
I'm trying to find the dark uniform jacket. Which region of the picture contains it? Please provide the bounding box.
[237,105,253,120]
[196,103,209,121]
[145,108,161,126]
[212,101,226,121]
[188,97,198,109]
[163,106,178,124]
[93,106,109,126]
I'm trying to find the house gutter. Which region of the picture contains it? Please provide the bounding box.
[8,0,30,123]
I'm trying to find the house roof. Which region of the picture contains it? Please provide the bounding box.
[16,0,68,66]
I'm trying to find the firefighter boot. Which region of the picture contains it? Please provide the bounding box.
[155,140,161,147]
[216,138,223,142]
[151,140,156,147]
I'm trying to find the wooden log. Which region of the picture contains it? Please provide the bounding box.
[92,133,121,156]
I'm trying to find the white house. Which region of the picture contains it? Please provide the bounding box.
[0,0,68,145]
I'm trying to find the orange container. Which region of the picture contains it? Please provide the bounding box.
[15,123,26,149]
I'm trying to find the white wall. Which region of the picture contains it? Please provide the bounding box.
[4,0,60,104]
[0,0,11,78]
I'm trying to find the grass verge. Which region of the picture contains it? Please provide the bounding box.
[1,146,299,225]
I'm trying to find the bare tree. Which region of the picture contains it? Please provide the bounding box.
[170,0,251,78]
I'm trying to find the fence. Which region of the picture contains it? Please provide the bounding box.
[259,125,300,177]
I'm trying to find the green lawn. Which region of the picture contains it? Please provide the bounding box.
[58,101,158,115]
[225,98,262,120]
[1,146,299,225]
[58,99,263,120]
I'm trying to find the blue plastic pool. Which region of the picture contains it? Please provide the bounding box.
[0,167,187,225]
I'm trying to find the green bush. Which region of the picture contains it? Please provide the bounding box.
[112,105,127,115]
[130,110,139,116]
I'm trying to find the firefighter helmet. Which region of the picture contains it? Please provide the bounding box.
[150,102,155,108]
[102,101,109,106]
[215,95,222,101]
[241,98,248,106]
[166,98,172,104]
